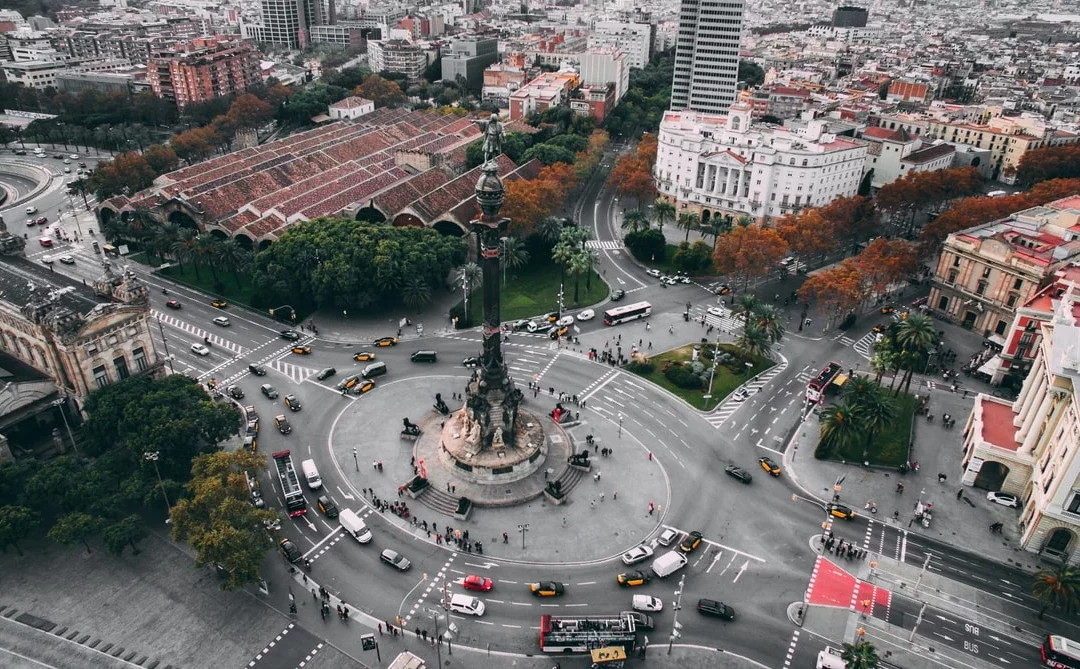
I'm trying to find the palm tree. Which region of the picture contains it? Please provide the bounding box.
[676,211,700,242]
[214,238,249,288]
[752,303,786,344]
[1034,563,1080,619]
[535,216,564,246]
[500,236,530,285]
[171,228,199,278]
[736,214,754,228]
[568,249,590,303]
[458,262,481,321]
[708,213,733,249]
[843,380,897,451]
[151,220,180,262]
[653,199,676,230]
[868,349,895,385]
[402,276,432,311]
[102,217,129,244]
[736,320,772,358]
[581,248,599,293]
[894,313,937,394]
[194,235,221,282]
[819,401,864,458]
[841,639,880,669]
[733,293,759,317]
[621,209,650,234]
[552,238,576,286]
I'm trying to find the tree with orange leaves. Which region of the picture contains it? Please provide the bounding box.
[502,177,552,238]
[712,225,789,289]
[848,238,919,297]
[775,210,835,262]
[797,263,865,326]
[1017,144,1080,188]
[636,132,658,164]
[817,195,879,251]
[608,155,655,208]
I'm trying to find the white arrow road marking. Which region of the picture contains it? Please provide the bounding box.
[462,561,500,569]
[706,551,723,574]
[733,559,750,583]
[337,487,354,500]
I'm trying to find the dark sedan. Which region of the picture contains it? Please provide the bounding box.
[725,464,753,484]
[697,598,735,620]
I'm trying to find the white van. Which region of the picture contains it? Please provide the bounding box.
[816,646,847,669]
[650,550,688,578]
[301,459,322,490]
[448,593,485,617]
[338,509,373,543]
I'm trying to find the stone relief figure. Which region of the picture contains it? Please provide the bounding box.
[492,427,505,448]
[465,416,481,446]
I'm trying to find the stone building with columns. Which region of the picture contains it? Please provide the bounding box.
[653,102,867,225]
[962,283,1080,564]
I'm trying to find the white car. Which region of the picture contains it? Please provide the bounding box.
[69,154,79,160]
[678,275,691,284]
[732,388,750,402]
[212,316,231,327]
[526,320,544,333]
[664,277,678,285]
[576,309,595,322]
[59,255,75,264]
[646,268,661,277]
[556,315,575,327]
[632,594,663,613]
[25,206,37,215]
[657,528,680,546]
[621,544,654,565]
[987,492,1020,508]
[707,306,725,317]
[191,343,210,356]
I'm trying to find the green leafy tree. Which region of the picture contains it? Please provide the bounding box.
[819,402,864,458]
[677,211,700,242]
[0,505,39,556]
[623,228,666,263]
[214,238,250,288]
[1034,563,1080,619]
[534,216,565,247]
[48,512,102,554]
[171,228,199,278]
[458,262,482,323]
[195,234,221,282]
[621,210,651,233]
[733,293,759,317]
[402,276,432,311]
[102,515,149,556]
[170,450,280,591]
[520,143,576,166]
[653,199,676,230]
[841,639,880,669]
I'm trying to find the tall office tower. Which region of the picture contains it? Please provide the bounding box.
[670,0,745,114]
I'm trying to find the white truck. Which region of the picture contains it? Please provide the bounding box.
[650,550,688,578]
[339,508,373,543]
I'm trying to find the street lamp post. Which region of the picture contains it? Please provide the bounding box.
[518,523,529,549]
[557,283,566,317]
[426,608,444,669]
[51,398,79,457]
[352,447,358,472]
[143,451,172,518]
[156,316,175,374]
[618,413,624,438]
[667,574,686,654]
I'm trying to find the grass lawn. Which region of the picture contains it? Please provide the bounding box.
[815,392,918,467]
[624,343,775,411]
[459,260,609,323]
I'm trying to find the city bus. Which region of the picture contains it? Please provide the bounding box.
[1043,635,1080,668]
[603,301,652,326]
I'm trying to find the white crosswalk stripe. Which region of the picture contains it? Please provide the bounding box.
[271,358,319,384]
[585,240,625,250]
[852,331,878,359]
[838,336,855,346]
[703,359,789,428]
[689,306,745,335]
[152,310,246,355]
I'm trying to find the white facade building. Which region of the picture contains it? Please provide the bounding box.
[654,103,868,223]
[588,21,651,70]
[670,0,745,115]
[328,96,375,120]
[367,39,432,81]
[578,48,629,101]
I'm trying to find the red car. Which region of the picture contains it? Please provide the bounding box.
[462,575,493,592]
[166,299,182,309]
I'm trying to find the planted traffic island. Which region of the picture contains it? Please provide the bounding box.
[812,391,918,468]
[624,343,774,411]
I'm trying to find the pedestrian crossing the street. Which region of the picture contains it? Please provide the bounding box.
[703,358,790,428]
[152,310,246,355]
[585,240,625,251]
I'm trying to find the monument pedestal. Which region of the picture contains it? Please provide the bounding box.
[439,407,547,484]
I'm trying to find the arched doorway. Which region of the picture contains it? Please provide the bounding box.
[98,207,116,228]
[433,220,466,237]
[701,209,711,227]
[356,206,386,223]
[1044,528,1074,563]
[393,213,424,228]
[208,229,228,241]
[168,210,199,231]
[973,461,1010,490]
[235,234,253,251]
[257,239,272,252]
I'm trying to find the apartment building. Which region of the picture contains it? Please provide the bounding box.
[367,39,434,82]
[670,0,745,115]
[508,71,580,121]
[962,261,1080,563]
[925,116,1080,180]
[2,58,130,90]
[147,37,260,108]
[654,103,867,224]
[861,126,955,188]
[482,64,527,106]
[929,196,1080,340]
[440,36,498,93]
[588,20,651,70]
[578,48,629,101]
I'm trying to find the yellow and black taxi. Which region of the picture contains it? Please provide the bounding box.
[679,530,704,553]
[528,581,565,597]
[316,495,339,519]
[243,434,257,452]
[245,417,259,436]
[284,394,302,411]
[291,345,312,355]
[274,414,292,435]
[827,503,856,520]
[548,325,569,340]
[544,312,559,323]
[279,537,302,563]
[373,336,398,347]
[354,378,376,394]
[759,457,781,477]
[354,351,376,361]
[244,405,257,420]
[211,299,228,308]
[617,571,651,587]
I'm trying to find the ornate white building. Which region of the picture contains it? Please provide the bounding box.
[962,275,1080,564]
[654,103,868,224]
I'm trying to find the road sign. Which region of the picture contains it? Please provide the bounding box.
[360,634,377,651]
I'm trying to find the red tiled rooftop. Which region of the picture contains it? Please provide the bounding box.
[979,397,1020,451]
